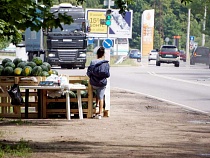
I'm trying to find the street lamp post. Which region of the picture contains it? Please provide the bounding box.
[186,8,191,67]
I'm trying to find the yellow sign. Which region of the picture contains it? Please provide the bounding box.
[87,11,107,34]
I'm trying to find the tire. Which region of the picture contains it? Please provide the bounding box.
[174,62,180,67]
[137,58,141,62]
[61,64,67,69]
[156,61,160,66]
[79,64,85,69]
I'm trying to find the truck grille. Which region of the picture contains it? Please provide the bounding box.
[58,50,77,61]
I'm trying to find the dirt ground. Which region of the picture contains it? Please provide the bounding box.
[1,88,210,158]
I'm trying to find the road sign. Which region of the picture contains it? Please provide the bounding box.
[102,38,113,49]
[190,36,195,41]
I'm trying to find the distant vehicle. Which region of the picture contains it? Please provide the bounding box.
[148,49,158,62]
[179,50,186,62]
[190,46,210,66]
[156,45,180,67]
[128,49,141,62]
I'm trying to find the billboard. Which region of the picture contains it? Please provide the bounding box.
[86,9,133,38]
[141,9,155,56]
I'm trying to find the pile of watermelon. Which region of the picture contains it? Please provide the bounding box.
[0,57,58,77]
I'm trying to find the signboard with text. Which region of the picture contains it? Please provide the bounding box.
[86,9,133,38]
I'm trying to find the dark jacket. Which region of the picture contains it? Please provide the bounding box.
[87,60,110,87]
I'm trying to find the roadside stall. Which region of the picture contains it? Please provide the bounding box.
[0,57,109,119]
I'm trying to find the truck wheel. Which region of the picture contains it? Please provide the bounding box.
[61,64,67,69]
[28,52,34,61]
[79,64,85,69]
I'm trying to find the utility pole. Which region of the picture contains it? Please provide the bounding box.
[107,0,110,38]
[104,0,111,117]
[186,8,191,67]
[202,5,206,46]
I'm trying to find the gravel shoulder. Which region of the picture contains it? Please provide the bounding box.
[0,88,210,158]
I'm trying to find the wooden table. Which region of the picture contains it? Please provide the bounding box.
[20,84,86,120]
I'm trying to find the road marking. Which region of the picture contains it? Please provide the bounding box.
[148,72,210,87]
[114,87,209,115]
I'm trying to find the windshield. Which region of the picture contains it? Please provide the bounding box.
[52,23,83,32]
[161,46,178,52]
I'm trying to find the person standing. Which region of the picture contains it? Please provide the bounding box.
[87,47,110,119]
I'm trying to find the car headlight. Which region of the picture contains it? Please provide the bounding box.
[79,53,86,57]
[48,53,55,57]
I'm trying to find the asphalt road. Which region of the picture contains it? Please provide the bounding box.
[1,55,210,114]
[54,57,210,114]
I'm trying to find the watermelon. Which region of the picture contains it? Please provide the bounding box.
[5,62,16,69]
[69,91,76,98]
[31,66,42,76]
[32,57,43,66]
[0,65,4,76]
[81,90,88,98]
[41,71,50,77]
[4,67,14,76]
[13,58,23,67]
[14,67,23,76]
[48,69,58,75]
[40,64,49,72]
[17,61,27,69]
[1,58,12,67]
[82,102,88,109]
[81,80,88,86]
[22,66,32,76]
[26,61,37,69]
[43,62,51,71]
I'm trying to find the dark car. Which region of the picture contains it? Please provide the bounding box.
[128,49,141,62]
[190,46,210,65]
[179,50,186,62]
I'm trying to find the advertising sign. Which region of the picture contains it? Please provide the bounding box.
[86,9,133,38]
[141,9,155,56]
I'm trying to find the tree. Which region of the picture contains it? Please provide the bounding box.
[0,0,195,45]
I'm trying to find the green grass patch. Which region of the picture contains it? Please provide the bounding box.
[0,138,31,158]
[7,119,32,125]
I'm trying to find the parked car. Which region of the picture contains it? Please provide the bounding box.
[156,45,180,67]
[148,49,158,61]
[179,50,186,62]
[190,46,210,65]
[128,49,141,62]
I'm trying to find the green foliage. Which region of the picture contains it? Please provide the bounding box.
[0,138,31,157]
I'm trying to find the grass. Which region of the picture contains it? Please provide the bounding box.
[0,138,31,158]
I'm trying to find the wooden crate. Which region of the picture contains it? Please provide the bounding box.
[0,76,45,119]
[43,76,96,119]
